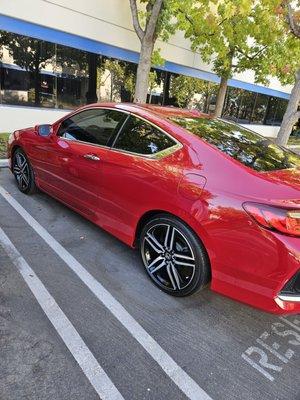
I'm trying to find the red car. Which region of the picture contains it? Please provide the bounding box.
[7,103,300,314]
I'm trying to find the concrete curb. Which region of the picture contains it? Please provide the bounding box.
[0,159,9,168]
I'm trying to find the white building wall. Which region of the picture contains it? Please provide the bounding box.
[0,105,69,132]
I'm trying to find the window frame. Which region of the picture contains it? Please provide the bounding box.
[110,112,182,159]
[56,107,130,149]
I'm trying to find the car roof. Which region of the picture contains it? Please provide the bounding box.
[85,102,211,119]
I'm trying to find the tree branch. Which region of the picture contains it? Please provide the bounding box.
[286,2,300,38]
[129,0,145,42]
[236,45,268,60]
[144,0,164,41]
[177,9,227,38]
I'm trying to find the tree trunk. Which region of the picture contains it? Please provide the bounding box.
[162,71,171,105]
[34,43,41,106]
[34,67,41,106]
[134,40,154,103]
[276,70,300,146]
[86,52,98,104]
[214,76,228,118]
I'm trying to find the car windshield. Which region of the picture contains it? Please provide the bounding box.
[170,117,300,172]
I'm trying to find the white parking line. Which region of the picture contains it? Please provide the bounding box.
[0,227,124,400]
[0,185,213,400]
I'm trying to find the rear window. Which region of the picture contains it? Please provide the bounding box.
[170,117,300,172]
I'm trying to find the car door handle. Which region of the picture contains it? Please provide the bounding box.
[83,153,100,161]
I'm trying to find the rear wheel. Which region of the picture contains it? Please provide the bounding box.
[12,148,37,194]
[140,214,210,296]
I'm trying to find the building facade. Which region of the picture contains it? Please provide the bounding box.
[0,0,292,136]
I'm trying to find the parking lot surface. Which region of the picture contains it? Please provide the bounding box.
[0,167,299,400]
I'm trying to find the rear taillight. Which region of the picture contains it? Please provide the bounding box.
[243,202,300,237]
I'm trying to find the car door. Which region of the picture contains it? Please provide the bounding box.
[37,108,128,218]
[99,114,181,243]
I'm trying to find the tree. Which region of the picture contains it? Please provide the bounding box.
[0,31,54,105]
[129,0,175,103]
[170,75,218,108]
[175,0,290,118]
[99,59,136,101]
[275,2,300,146]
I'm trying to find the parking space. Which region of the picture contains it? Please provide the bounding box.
[0,167,299,400]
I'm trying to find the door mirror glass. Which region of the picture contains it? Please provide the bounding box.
[37,124,52,136]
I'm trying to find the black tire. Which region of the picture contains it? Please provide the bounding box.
[12,148,37,195]
[140,214,210,297]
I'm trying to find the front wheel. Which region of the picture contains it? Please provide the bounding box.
[140,214,210,296]
[12,148,37,194]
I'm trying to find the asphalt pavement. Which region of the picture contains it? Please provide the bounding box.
[0,167,299,400]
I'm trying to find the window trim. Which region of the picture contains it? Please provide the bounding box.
[110,112,182,159]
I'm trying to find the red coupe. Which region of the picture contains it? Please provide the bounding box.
[8,103,300,314]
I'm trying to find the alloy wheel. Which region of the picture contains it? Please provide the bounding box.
[13,152,30,191]
[141,223,196,291]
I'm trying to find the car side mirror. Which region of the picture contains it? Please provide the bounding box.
[36,124,52,137]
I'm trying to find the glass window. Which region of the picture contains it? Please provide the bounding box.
[250,93,268,124]
[170,117,300,172]
[273,98,289,126]
[0,31,56,107]
[264,97,288,126]
[113,115,176,155]
[58,109,127,146]
[222,88,243,122]
[265,97,278,125]
[237,91,256,124]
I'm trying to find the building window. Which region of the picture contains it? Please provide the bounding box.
[0,30,289,126]
[251,93,269,125]
[222,88,242,122]
[222,87,288,126]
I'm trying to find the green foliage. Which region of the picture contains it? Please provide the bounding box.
[151,48,164,66]
[148,70,159,91]
[173,0,300,85]
[99,59,136,100]
[0,133,10,159]
[170,74,218,107]
[134,0,178,67]
[139,0,176,41]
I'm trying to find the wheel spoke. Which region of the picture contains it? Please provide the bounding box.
[171,264,182,289]
[20,175,26,188]
[16,154,24,168]
[22,173,29,187]
[20,161,28,173]
[174,260,195,268]
[166,264,177,290]
[14,165,21,174]
[147,255,164,270]
[151,259,166,274]
[174,253,195,261]
[164,225,175,251]
[145,233,164,254]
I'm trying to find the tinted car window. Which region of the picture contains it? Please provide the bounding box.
[58,109,126,146]
[113,115,176,155]
[171,117,300,172]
